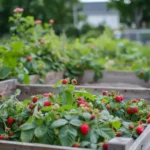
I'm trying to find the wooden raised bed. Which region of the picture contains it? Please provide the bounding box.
[0,79,150,150]
[81,70,150,88]
[0,79,150,101]
[30,71,64,84]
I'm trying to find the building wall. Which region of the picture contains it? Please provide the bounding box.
[87,14,119,29]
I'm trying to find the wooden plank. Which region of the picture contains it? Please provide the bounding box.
[16,84,150,101]
[0,140,88,150]
[108,137,134,150]
[81,70,150,88]
[30,71,64,84]
[0,79,17,96]
[128,125,150,150]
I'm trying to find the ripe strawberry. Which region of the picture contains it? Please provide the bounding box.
[116,132,121,137]
[131,98,137,103]
[133,107,138,113]
[72,143,79,147]
[80,124,90,135]
[44,101,51,107]
[102,91,107,96]
[32,97,38,103]
[26,56,32,62]
[0,93,2,97]
[9,132,14,136]
[102,142,108,150]
[129,124,134,129]
[77,97,85,101]
[91,115,96,120]
[147,114,150,118]
[115,96,122,102]
[120,95,124,101]
[138,121,143,125]
[147,119,150,124]
[29,104,34,109]
[127,107,133,114]
[136,126,144,134]
[62,79,67,84]
[43,93,49,97]
[0,136,4,140]
[78,101,88,107]
[106,104,111,110]
[7,117,15,125]
[72,79,77,84]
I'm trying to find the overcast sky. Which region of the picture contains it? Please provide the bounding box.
[80,0,109,2]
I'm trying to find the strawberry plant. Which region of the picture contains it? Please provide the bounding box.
[0,80,149,149]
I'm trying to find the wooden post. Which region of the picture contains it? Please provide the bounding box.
[0,79,17,96]
[108,137,134,150]
[128,125,150,150]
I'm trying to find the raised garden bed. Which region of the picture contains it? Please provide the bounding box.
[0,79,150,150]
[30,71,64,84]
[0,79,150,101]
[81,71,150,88]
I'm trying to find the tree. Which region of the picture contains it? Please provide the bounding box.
[0,0,83,35]
[108,0,150,28]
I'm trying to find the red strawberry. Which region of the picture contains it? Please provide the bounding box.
[29,104,34,109]
[7,117,15,125]
[26,56,32,62]
[147,114,150,118]
[116,132,121,137]
[77,97,85,101]
[44,101,51,107]
[131,99,137,103]
[62,79,67,84]
[133,107,138,113]
[0,93,2,97]
[0,136,4,140]
[102,91,107,96]
[102,142,108,150]
[9,132,14,136]
[115,96,122,102]
[106,105,111,110]
[129,124,134,129]
[138,121,143,125]
[136,126,144,134]
[147,119,150,124]
[120,95,124,101]
[72,79,77,84]
[80,124,90,135]
[32,97,38,103]
[91,115,96,120]
[127,107,133,114]
[72,143,79,147]
[78,101,88,107]
[43,93,49,97]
